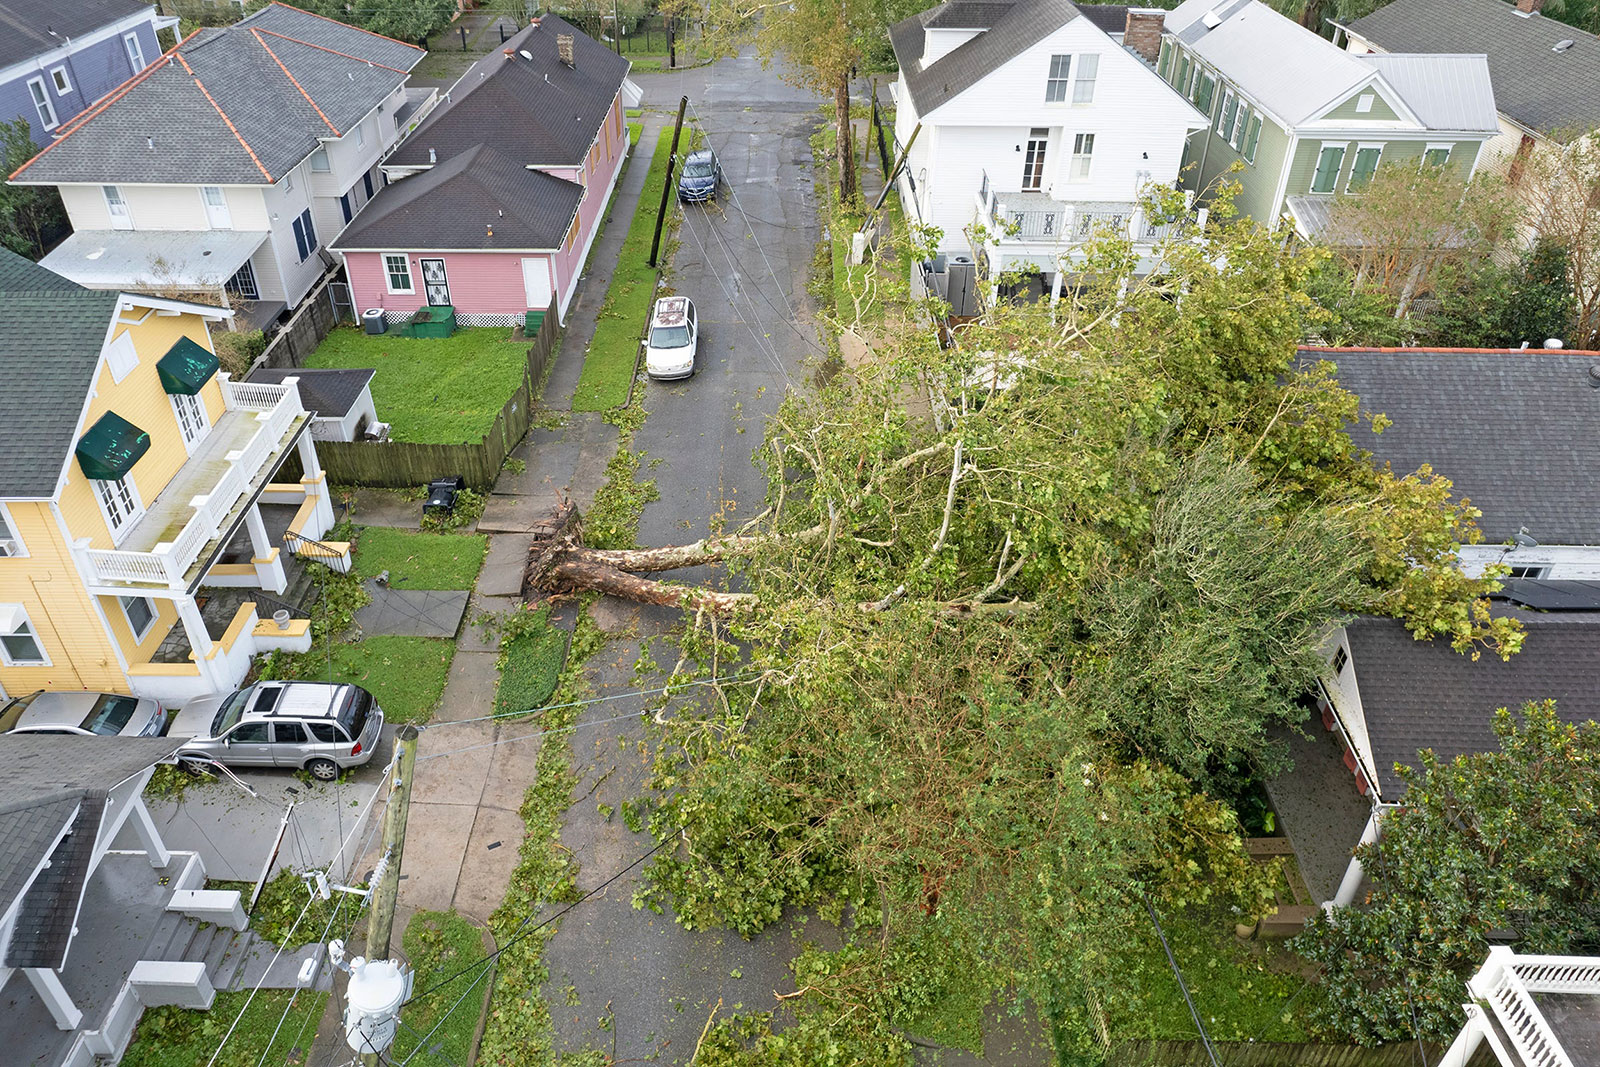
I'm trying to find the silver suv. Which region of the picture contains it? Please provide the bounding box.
[170,681,384,781]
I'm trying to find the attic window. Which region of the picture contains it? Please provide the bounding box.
[1554,39,1575,52]
[1356,93,1374,113]
[1331,646,1348,675]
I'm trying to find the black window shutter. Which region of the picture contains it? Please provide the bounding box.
[292,216,307,260]
[363,172,374,199]
[340,194,352,223]
[302,209,317,253]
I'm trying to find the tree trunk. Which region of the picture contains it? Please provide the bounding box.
[835,71,856,204]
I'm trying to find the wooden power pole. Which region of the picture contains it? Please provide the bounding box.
[359,723,419,1067]
[648,96,689,269]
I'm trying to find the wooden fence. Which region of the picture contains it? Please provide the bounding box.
[1108,1041,1464,1067]
[314,310,560,490]
[253,271,344,373]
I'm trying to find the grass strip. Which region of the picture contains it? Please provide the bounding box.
[304,327,528,443]
[394,911,491,1066]
[352,526,488,590]
[572,127,676,412]
[494,609,568,717]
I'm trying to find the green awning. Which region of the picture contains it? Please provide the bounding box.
[76,412,150,481]
[156,336,220,396]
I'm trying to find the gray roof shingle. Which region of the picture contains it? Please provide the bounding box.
[1311,347,1600,545]
[1345,614,1600,799]
[385,16,629,169]
[1343,0,1600,142]
[0,0,151,70]
[334,143,583,251]
[889,0,1086,116]
[0,795,83,918]
[10,2,422,186]
[1077,3,1131,36]
[5,792,105,969]
[0,288,121,498]
[248,367,375,418]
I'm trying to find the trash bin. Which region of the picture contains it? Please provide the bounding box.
[363,308,388,335]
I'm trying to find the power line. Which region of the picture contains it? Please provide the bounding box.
[1143,895,1222,1067]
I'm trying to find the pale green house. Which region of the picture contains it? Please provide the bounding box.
[1152,0,1500,237]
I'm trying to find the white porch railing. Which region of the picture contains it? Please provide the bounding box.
[78,379,304,590]
[974,174,1195,249]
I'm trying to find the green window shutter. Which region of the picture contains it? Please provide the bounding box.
[155,336,220,396]
[1311,145,1344,193]
[1195,73,1215,114]
[1423,145,1451,168]
[1244,114,1263,162]
[76,412,150,481]
[1158,41,1171,78]
[1349,146,1381,190]
[1219,92,1238,141]
[1175,54,1190,93]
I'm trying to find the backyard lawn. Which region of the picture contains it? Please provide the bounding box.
[304,328,529,443]
[573,126,676,411]
[352,527,488,589]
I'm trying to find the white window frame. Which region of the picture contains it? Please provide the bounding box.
[355,121,366,148]
[120,595,158,642]
[1217,88,1238,141]
[105,330,138,384]
[123,32,146,73]
[1422,142,1453,168]
[310,147,331,172]
[170,391,210,451]
[50,67,71,95]
[103,185,132,229]
[92,475,145,545]
[27,77,58,131]
[1355,92,1374,114]
[0,606,48,667]
[1231,103,1251,151]
[1072,54,1098,104]
[383,253,414,294]
[1070,133,1095,182]
[0,503,26,558]
[1346,142,1384,192]
[1045,54,1071,104]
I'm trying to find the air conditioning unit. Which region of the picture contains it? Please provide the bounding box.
[947,256,979,317]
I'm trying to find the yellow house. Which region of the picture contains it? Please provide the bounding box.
[0,250,346,706]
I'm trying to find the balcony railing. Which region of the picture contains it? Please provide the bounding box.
[79,378,306,590]
[974,175,1195,248]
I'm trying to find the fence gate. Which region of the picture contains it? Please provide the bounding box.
[326,281,355,323]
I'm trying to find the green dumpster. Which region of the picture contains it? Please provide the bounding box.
[406,305,457,338]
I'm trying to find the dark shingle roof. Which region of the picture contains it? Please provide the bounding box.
[1345,615,1600,799]
[0,0,151,70]
[1343,0,1600,141]
[0,289,121,497]
[249,366,375,418]
[0,795,83,918]
[334,144,583,251]
[0,247,83,293]
[10,2,422,186]
[1312,347,1600,545]
[0,735,181,798]
[890,0,1086,116]
[5,792,105,969]
[1077,3,1131,35]
[385,16,631,168]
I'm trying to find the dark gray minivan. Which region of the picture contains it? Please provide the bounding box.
[170,681,384,781]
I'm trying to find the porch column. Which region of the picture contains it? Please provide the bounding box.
[174,596,218,694]
[297,432,335,534]
[25,968,82,1030]
[243,504,287,594]
[1050,264,1065,307]
[1328,806,1383,911]
[124,793,172,869]
[1438,1006,1489,1067]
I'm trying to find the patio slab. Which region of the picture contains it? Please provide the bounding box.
[477,533,533,598]
[353,582,470,638]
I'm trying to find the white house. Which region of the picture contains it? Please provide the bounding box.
[8,3,434,328]
[887,0,1208,294]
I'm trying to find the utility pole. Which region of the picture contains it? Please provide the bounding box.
[667,16,676,69]
[613,0,623,54]
[357,723,418,1067]
[648,96,689,269]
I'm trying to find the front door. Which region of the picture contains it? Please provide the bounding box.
[420,258,451,306]
[1022,129,1049,191]
[521,257,554,310]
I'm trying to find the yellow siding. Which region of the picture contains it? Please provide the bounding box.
[0,502,125,695]
[59,311,227,548]
[98,592,179,664]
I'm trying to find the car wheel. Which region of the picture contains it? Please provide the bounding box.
[179,757,210,777]
[306,758,339,781]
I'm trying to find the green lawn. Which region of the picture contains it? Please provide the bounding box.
[394,911,491,1066]
[572,126,676,411]
[271,635,455,724]
[304,327,529,443]
[122,990,329,1067]
[494,611,567,717]
[352,527,488,589]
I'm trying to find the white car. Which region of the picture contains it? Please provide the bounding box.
[645,296,698,380]
[0,690,168,737]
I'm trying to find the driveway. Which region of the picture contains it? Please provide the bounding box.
[534,48,832,1064]
[134,726,392,883]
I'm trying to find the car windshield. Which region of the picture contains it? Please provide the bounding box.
[83,695,140,735]
[211,687,255,737]
[650,325,691,349]
[683,161,714,178]
[339,688,371,740]
[0,693,39,732]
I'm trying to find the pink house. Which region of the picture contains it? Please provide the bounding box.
[333,16,639,326]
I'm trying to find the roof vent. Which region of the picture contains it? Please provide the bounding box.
[1202,9,1223,29]
[1587,364,1600,388]
[558,33,575,67]
[1554,39,1575,52]
[519,49,533,60]
[428,147,437,163]
[1545,337,1565,349]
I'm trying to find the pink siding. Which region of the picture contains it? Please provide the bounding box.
[342,89,632,324]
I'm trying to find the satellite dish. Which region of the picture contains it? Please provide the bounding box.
[519,49,533,60]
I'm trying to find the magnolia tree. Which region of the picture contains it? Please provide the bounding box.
[527,197,1521,1054]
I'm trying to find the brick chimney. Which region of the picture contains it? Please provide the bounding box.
[1517,0,1544,12]
[1124,10,1164,65]
[557,33,575,67]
